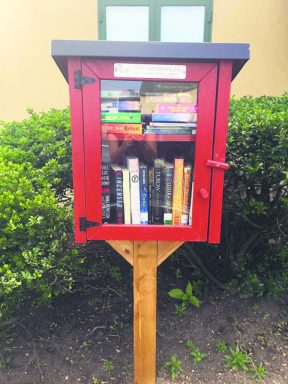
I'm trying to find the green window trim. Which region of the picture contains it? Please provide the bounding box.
[98,0,213,42]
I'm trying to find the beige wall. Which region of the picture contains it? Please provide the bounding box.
[1,1,287,121]
[213,0,288,97]
[0,0,98,122]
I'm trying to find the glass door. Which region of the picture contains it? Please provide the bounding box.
[101,80,197,227]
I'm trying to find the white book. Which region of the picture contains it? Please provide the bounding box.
[126,156,140,224]
[121,167,131,224]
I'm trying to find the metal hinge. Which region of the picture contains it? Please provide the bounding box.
[79,217,100,232]
[74,70,96,89]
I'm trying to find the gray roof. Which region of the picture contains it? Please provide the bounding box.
[51,40,250,81]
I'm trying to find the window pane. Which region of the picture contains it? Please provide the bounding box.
[106,6,149,41]
[161,6,205,42]
[101,79,198,226]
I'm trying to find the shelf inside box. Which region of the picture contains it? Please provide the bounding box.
[104,133,196,142]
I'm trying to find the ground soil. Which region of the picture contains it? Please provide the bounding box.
[0,247,287,384]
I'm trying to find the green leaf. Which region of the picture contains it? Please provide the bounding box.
[186,282,193,296]
[168,288,184,299]
[190,296,200,308]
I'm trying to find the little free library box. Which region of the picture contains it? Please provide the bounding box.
[52,40,249,384]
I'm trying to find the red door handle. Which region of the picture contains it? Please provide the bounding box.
[206,160,229,170]
[200,188,209,199]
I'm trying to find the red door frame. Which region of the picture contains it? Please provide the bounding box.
[69,59,219,242]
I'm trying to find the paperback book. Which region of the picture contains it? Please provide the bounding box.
[102,123,143,134]
[157,103,198,114]
[172,158,184,225]
[139,163,149,224]
[152,159,165,224]
[121,167,131,224]
[101,162,111,223]
[101,112,141,124]
[181,165,192,225]
[151,113,196,123]
[163,163,174,225]
[110,165,124,224]
[127,156,141,224]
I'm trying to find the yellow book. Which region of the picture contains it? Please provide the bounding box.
[172,159,184,225]
[181,165,192,225]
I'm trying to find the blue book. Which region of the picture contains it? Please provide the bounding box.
[139,163,149,224]
[152,113,194,123]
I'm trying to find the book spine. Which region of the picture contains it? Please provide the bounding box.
[181,166,192,225]
[118,100,140,111]
[101,101,119,110]
[163,165,174,225]
[101,163,111,223]
[152,113,195,123]
[102,123,142,134]
[189,181,194,226]
[139,164,149,224]
[122,169,131,224]
[158,103,198,114]
[144,129,195,135]
[101,90,139,98]
[101,112,141,123]
[127,157,141,224]
[148,167,154,224]
[152,160,165,224]
[172,159,184,225]
[115,169,124,224]
[149,122,196,127]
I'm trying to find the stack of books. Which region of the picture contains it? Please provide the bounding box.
[101,157,194,226]
[101,90,142,135]
[101,89,198,135]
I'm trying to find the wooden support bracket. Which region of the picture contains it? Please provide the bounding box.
[106,240,183,267]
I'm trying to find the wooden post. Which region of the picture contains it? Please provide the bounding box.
[133,241,158,384]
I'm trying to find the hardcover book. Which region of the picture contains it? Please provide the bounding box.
[148,167,154,224]
[189,181,194,226]
[101,162,111,224]
[158,103,198,114]
[101,101,119,111]
[181,165,192,225]
[172,158,184,225]
[121,167,131,225]
[118,100,141,111]
[152,159,165,224]
[101,112,141,124]
[127,156,141,224]
[151,113,196,123]
[102,123,142,134]
[110,165,124,224]
[149,122,196,127]
[139,163,149,224]
[163,163,174,225]
[101,90,140,98]
[144,128,195,135]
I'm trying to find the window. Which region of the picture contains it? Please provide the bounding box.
[98,0,213,42]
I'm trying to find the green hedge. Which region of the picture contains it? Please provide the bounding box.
[0,110,80,319]
[191,94,288,297]
[223,95,288,296]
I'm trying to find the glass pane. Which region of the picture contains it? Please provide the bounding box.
[161,6,205,42]
[106,6,149,41]
[101,80,198,226]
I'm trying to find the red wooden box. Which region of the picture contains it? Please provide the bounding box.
[52,41,249,244]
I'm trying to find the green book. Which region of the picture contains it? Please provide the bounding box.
[101,112,141,124]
